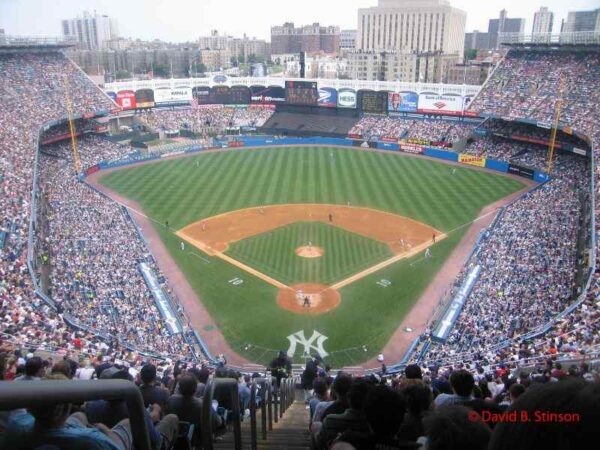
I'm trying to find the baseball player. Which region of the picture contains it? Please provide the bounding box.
[303,296,311,308]
[329,213,333,223]
[432,233,436,243]
[202,222,206,231]
[425,248,432,258]
[180,242,185,251]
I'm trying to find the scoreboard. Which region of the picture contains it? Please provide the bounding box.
[359,91,388,114]
[209,86,251,104]
[285,81,318,105]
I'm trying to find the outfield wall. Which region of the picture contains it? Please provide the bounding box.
[84,134,550,184]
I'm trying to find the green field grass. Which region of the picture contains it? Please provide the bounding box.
[99,146,525,366]
[227,222,394,285]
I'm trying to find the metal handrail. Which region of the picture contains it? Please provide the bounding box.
[0,380,151,450]
[272,376,279,423]
[201,378,242,450]
[266,378,273,431]
[249,378,270,449]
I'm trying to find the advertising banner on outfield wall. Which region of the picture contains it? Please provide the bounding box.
[508,163,535,179]
[399,143,425,154]
[318,87,338,108]
[116,90,136,110]
[458,154,486,167]
[417,93,464,116]
[250,86,286,103]
[337,88,357,109]
[388,91,418,112]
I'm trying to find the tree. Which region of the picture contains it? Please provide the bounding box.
[464,49,478,61]
[248,54,257,64]
[230,56,239,67]
[115,70,132,80]
[153,65,169,78]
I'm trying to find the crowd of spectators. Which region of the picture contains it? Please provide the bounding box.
[301,354,598,450]
[138,105,275,135]
[0,52,118,363]
[415,48,600,370]
[38,136,192,357]
[349,115,477,144]
[425,155,587,365]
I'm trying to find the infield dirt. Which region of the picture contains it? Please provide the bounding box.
[177,204,444,314]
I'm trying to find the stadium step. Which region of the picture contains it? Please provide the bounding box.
[214,399,310,449]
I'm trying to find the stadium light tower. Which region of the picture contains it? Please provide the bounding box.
[546,75,565,175]
[62,75,81,175]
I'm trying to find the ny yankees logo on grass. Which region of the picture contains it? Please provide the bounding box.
[286,330,329,358]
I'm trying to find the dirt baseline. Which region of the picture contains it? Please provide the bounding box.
[177,204,443,257]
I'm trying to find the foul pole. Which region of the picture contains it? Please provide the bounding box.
[63,74,80,175]
[546,75,565,175]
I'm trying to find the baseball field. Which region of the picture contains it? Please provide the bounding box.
[98,145,525,366]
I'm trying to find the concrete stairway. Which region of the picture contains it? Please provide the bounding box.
[214,398,310,450]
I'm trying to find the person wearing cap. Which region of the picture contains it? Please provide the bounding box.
[139,364,170,409]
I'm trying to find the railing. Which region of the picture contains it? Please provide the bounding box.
[0,35,78,46]
[0,380,151,450]
[499,31,600,46]
[201,378,242,450]
[249,377,271,449]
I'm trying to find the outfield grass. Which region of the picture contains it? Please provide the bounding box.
[99,146,524,365]
[227,222,394,285]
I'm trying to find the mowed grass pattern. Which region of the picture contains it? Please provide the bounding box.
[227,222,394,285]
[99,146,525,365]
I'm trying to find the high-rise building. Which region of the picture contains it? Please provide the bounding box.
[270,22,341,55]
[488,9,525,49]
[198,30,270,63]
[464,30,490,51]
[340,30,358,49]
[563,8,600,32]
[61,11,118,50]
[356,0,466,59]
[532,7,554,34]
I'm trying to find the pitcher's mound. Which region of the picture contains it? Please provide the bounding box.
[278,283,340,314]
[296,246,324,258]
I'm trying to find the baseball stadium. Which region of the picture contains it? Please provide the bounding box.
[0,16,599,450]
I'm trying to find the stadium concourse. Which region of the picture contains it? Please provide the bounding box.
[0,43,599,449]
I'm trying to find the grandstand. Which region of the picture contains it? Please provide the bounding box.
[0,28,599,450]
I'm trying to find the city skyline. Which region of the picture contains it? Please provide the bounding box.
[1,0,598,42]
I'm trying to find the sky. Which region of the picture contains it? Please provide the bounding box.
[1,0,598,42]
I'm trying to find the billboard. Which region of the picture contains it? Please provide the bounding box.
[508,163,534,179]
[418,93,464,116]
[154,87,192,105]
[318,87,338,108]
[116,90,136,110]
[285,80,319,105]
[192,86,211,105]
[399,143,425,154]
[458,154,486,167]
[337,88,357,109]
[250,85,286,103]
[388,91,418,112]
[135,89,155,108]
[358,90,388,114]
